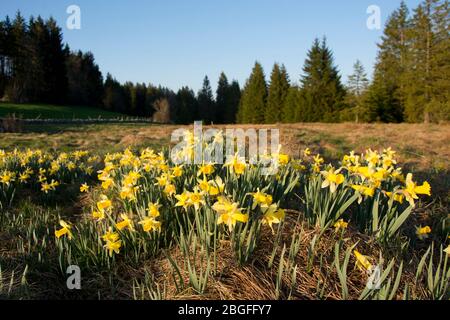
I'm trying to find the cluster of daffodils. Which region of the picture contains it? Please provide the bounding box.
[0,149,99,207]
[46,134,438,259]
[310,147,431,208]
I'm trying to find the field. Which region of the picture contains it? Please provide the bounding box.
[0,102,125,119]
[0,122,449,300]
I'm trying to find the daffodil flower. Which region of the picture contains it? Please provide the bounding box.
[212,196,248,231]
[175,191,190,211]
[353,250,372,272]
[321,168,345,193]
[333,219,348,232]
[261,204,285,233]
[104,240,122,257]
[80,183,89,193]
[116,213,134,231]
[55,220,73,240]
[197,163,215,177]
[139,217,161,232]
[416,225,431,240]
[250,188,273,208]
[401,173,431,207]
[97,195,112,212]
[224,154,246,176]
[188,188,205,211]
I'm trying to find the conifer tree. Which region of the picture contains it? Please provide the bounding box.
[300,37,346,121]
[198,75,215,123]
[282,86,301,123]
[215,72,229,124]
[365,2,410,122]
[224,80,241,123]
[238,62,267,123]
[265,63,290,123]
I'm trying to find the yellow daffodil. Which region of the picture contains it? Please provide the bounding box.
[0,171,15,186]
[188,188,205,210]
[175,191,190,211]
[402,173,431,207]
[321,168,345,193]
[353,250,372,272]
[97,195,112,212]
[172,165,183,178]
[102,228,119,242]
[224,154,246,176]
[197,163,215,176]
[55,220,73,240]
[250,189,273,207]
[92,209,105,221]
[212,196,248,231]
[164,183,176,196]
[116,213,134,231]
[385,191,404,204]
[334,219,348,232]
[208,176,225,196]
[104,240,122,257]
[80,183,89,193]
[351,184,375,197]
[261,204,285,233]
[101,178,114,190]
[139,217,161,232]
[416,225,431,240]
[147,202,161,217]
[303,148,311,157]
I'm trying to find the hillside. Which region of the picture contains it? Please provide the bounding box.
[0,102,125,119]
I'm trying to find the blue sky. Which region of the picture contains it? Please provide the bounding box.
[2,0,422,92]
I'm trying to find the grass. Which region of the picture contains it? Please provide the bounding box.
[0,122,448,300]
[0,102,125,119]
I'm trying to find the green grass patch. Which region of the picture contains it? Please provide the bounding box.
[0,102,124,119]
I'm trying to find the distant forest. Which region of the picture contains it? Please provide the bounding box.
[0,0,448,123]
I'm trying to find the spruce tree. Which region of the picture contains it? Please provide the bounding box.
[282,86,301,123]
[198,75,215,123]
[238,62,267,123]
[365,1,410,122]
[224,80,241,123]
[215,72,229,124]
[300,37,346,122]
[345,60,369,122]
[265,63,290,123]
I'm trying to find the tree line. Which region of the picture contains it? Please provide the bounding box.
[237,0,449,124]
[1,0,448,123]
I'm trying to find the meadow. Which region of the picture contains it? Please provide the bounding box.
[0,122,449,300]
[0,102,124,119]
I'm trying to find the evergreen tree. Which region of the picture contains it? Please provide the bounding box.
[265,63,290,123]
[282,86,301,123]
[347,60,369,97]
[403,0,449,122]
[175,86,198,124]
[66,50,103,106]
[238,62,267,123]
[366,2,410,122]
[300,37,346,122]
[345,60,369,122]
[224,80,241,123]
[215,72,229,124]
[198,75,215,123]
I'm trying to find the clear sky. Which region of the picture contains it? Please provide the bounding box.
[2,0,422,92]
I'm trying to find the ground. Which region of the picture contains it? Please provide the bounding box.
[0,122,449,300]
